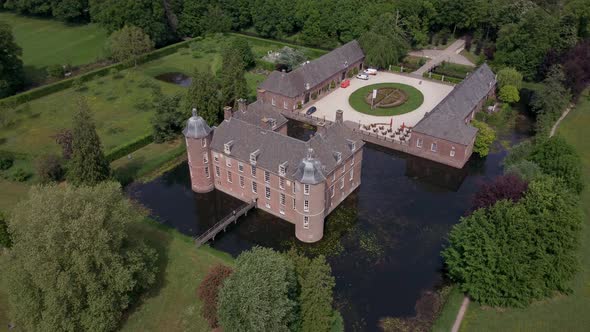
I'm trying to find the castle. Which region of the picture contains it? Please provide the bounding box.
[184,100,363,243]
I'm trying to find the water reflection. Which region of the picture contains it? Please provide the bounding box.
[127,114,532,331]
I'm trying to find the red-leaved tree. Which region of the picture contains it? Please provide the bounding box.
[468,174,528,215]
[197,264,233,329]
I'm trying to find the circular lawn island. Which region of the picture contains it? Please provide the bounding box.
[348,83,424,116]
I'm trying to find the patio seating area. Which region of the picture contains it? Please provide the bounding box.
[361,123,413,142]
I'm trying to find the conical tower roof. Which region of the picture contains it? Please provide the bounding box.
[183,108,212,139]
[293,148,326,184]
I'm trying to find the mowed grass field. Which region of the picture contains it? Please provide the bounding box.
[0,11,108,82]
[460,90,590,331]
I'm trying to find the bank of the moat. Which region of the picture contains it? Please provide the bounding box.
[126,115,533,331]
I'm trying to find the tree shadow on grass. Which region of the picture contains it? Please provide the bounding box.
[113,156,146,186]
[118,218,173,328]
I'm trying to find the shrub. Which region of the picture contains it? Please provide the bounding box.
[352,67,359,75]
[72,77,85,91]
[311,92,318,100]
[11,168,30,182]
[0,211,10,248]
[347,70,353,78]
[0,152,14,170]
[498,85,520,103]
[329,81,335,89]
[468,174,528,214]
[46,64,65,79]
[504,160,543,182]
[297,101,302,109]
[528,136,584,193]
[35,154,64,183]
[471,120,496,157]
[197,264,233,328]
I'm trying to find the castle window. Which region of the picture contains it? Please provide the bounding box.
[330,185,335,197]
[251,166,257,177]
[280,207,285,215]
[303,216,309,229]
[214,153,219,163]
[238,162,243,173]
[202,138,207,147]
[203,153,208,164]
[239,175,244,188]
[431,142,438,152]
[224,141,233,155]
[333,173,336,182]
[351,156,355,166]
[340,178,344,189]
[293,198,296,209]
[279,177,285,190]
[264,171,270,183]
[226,158,232,168]
[416,138,423,148]
[227,171,232,183]
[304,200,309,212]
[205,167,210,178]
[334,151,342,164]
[450,147,456,157]
[280,193,285,206]
[283,101,288,109]
[250,149,260,165]
[271,97,276,106]
[279,162,287,176]
[347,139,356,151]
[252,181,257,194]
[349,169,354,181]
[342,164,346,174]
[293,183,296,194]
[215,166,220,178]
[265,186,271,200]
[304,184,310,195]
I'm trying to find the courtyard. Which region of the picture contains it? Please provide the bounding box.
[302,72,454,128]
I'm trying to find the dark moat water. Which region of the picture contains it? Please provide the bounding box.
[126,116,533,331]
[154,72,192,87]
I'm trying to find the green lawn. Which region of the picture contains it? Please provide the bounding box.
[460,90,590,331]
[348,83,424,116]
[0,11,108,82]
[432,287,465,332]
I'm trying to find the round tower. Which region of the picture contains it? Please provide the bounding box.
[183,108,214,193]
[293,148,327,243]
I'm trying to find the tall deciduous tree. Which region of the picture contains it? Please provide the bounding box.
[359,12,409,69]
[0,21,25,98]
[184,68,223,125]
[68,98,111,186]
[109,25,154,66]
[218,247,298,332]
[498,85,520,103]
[151,92,183,143]
[6,182,158,331]
[197,264,233,329]
[496,67,523,90]
[471,119,496,157]
[528,136,584,193]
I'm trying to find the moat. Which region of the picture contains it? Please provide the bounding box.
[127,116,533,331]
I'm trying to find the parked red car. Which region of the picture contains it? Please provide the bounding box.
[340,79,351,88]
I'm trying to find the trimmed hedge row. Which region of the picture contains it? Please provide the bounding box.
[0,38,197,109]
[422,72,463,84]
[105,134,154,162]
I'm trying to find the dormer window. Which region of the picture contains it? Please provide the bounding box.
[279,162,288,176]
[334,151,342,164]
[250,149,260,165]
[347,139,357,152]
[224,140,234,155]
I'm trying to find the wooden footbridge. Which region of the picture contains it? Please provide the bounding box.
[194,200,257,248]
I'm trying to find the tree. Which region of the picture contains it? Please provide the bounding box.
[471,119,496,157]
[531,65,571,116]
[151,92,183,143]
[67,98,111,186]
[277,46,307,71]
[289,251,336,332]
[0,21,25,98]
[231,38,255,69]
[250,0,296,38]
[218,247,298,332]
[528,136,584,193]
[53,129,74,159]
[496,67,523,90]
[0,211,11,248]
[504,160,542,182]
[469,174,528,214]
[35,154,64,183]
[184,68,223,125]
[108,25,155,66]
[498,85,520,103]
[358,12,409,69]
[6,182,158,331]
[218,42,249,106]
[197,264,233,329]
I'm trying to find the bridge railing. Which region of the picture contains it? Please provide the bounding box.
[194,200,256,247]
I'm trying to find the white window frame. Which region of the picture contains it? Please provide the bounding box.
[431,142,438,152]
[205,166,210,178]
[304,184,310,195]
[251,166,257,177]
[283,100,288,109]
[349,169,353,181]
[293,184,296,194]
[215,166,220,178]
[280,193,286,206]
[252,181,257,194]
[340,178,344,189]
[264,170,270,183]
[333,173,336,182]
[214,153,219,163]
[279,164,286,176]
[227,171,232,183]
[417,138,423,148]
[342,164,346,174]
[202,138,207,147]
[203,153,208,164]
[303,216,309,229]
[265,186,271,200]
[238,162,244,173]
[226,158,232,168]
[293,198,296,210]
[271,97,276,106]
[279,177,285,190]
[351,156,355,166]
[450,147,456,157]
[239,175,244,188]
[330,185,335,198]
[304,200,309,212]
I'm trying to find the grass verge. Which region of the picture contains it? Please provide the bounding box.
[432,286,465,332]
[348,83,424,116]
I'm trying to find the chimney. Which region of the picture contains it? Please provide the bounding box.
[335,110,343,124]
[238,98,247,112]
[223,106,233,120]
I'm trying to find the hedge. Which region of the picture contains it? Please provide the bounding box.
[422,72,463,84]
[105,133,154,162]
[0,37,198,109]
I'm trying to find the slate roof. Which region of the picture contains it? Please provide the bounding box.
[413,64,496,145]
[232,100,288,130]
[183,108,212,139]
[258,40,365,98]
[210,118,363,183]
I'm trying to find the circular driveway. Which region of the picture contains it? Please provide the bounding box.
[302,72,454,127]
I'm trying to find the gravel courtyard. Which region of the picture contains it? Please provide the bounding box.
[302,72,454,127]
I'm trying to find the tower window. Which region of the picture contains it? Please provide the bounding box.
[265,186,271,199]
[252,181,257,194]
[304,184,310,195]
[215,166,220,177]
[227,171,232,183]
[303,216,309,229]
[205,167,210,178]
[304,200,309,212]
